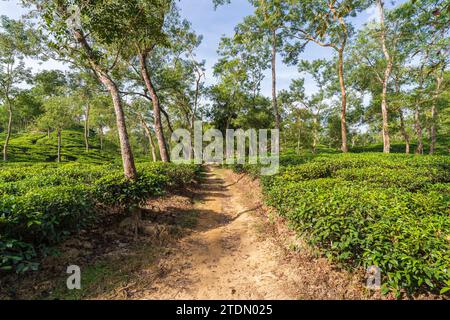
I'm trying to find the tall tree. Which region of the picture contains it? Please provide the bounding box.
[90,95,115,152]
[25,0,141,179]
[118,0,173,162]
[121,11,204,158]
[285,0,370,152]
[0,16,34,161]
[429,55,448,154]
[216,17,270,105]
[295,59,334,152]
[31,70,68,137]
[254,0,287,130]
[37,96,76,162]
[214,0,286,129]
[68,70,101,152]
[391,67,411,154]
[393,0,450,154]
[128,98,158,162]
[376,0,391,153]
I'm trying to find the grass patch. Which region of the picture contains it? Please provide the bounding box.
[49,244,163,300]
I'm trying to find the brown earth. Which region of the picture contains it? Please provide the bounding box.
[127,166,373,300]
[1,166,380,300]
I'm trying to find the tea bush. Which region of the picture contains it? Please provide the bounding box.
[0,161,200,273]
[0,186,95,244]
[2,129,118,163]
[230,153,450,296]
[334,167,444,191]
[92,171,167,208]
[137,162,200,188]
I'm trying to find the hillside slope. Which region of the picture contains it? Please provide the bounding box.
[0,129,119,163]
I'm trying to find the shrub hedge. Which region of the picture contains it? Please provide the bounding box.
[229,153,450,296]
[0,162,200,273]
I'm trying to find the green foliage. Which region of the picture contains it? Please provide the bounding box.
[37,96,77,132]
[232,152,450,296]
[0,237,38,273]
[334,166,448,191]
[0,185,95,243]
[0,161,200,273]
[136,162,200,188]
[0,129,118,163]
[92,171,166,208]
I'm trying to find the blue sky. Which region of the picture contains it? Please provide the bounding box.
[177,0,403,95]
[178,0,334,94]
[0,0,404,96]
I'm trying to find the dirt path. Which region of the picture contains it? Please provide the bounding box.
[135,166,368,300]
[0,166,369,300]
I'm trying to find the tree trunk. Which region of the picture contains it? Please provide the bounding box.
[395,79,410,154]
[102,75,137,178]
[159,104,174,136]
[413,54,429,155]
[312,116,319,154]
[160,105,174,157]
[73,29,137,180]
[140,116,157,162]
[84,103,90,152]
[271,29,280,130]
[112,83,137,177]
[99,127,103,151]
[414,107,423,154]
[47,128,51,139]
[57,128,62,163]
[377,0,391,153]
[191,71,202,131]
[430,70,443,155]
[226,115,232,130]
[2,99,12,162]
[430,108,437,155]
[380,71,391,153]
[149,133,157,162]
[337,49,348,152]
[139,52,170,162]
[399,108,410,154]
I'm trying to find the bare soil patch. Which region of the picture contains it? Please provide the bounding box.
[1,166,382,300]
[130,166,375,300]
